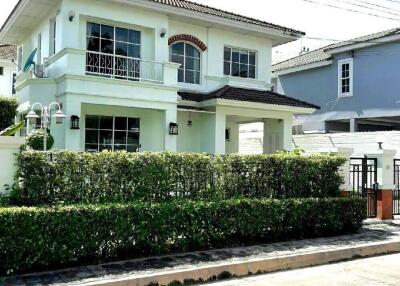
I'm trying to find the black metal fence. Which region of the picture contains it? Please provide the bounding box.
[394,159,400,215]
[350,156,378,218]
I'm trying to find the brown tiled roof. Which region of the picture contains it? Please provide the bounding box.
[150,0,304,35]
[0,44,16,60]
[179,85,320,109]
[273,27,400,73]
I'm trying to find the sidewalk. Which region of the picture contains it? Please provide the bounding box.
[2,221,400,286]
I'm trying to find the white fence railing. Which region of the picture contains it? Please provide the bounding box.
[86,51,164,83]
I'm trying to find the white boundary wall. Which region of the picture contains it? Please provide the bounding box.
[0,137,25,194]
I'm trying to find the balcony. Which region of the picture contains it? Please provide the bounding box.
[86,51,164,83]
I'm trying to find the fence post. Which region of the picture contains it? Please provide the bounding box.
[374,149,396,220]
[336,147,353,196]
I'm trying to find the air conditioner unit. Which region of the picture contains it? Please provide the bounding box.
[34,64,45,78]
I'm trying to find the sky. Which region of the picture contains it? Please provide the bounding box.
[1,0,400,63]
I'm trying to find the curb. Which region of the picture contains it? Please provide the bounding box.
[82,240,400,286]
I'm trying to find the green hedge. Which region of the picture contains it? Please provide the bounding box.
[13,151,346,205]
[0,96,18,131]
[0,197,365,276]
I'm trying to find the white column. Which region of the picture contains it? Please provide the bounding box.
[350,118,358,133]
[214,111,226,155]
[380,149,397,190]
[164,108,177,152]
[283,116,293,151]
[63,99,81,150]
[336,147,354,192]
[263,118,293,153]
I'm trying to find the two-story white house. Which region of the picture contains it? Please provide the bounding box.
[0,0,318,154]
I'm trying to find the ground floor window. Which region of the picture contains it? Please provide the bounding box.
[85,115,140,152]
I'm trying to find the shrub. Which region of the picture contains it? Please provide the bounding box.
[12,151,346,205]
[0,197,365,276]
[0,96,18,131]
[25,130,54,151]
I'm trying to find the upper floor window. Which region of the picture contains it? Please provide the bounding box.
[169,42,200,84]
[224,47,256,79]
[17,46,22,71]
[86,22,141,79]
[49,18,56,56]
[338,58,353,97]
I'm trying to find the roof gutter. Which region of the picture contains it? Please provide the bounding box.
[324,33,400,55]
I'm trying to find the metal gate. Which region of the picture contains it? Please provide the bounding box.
[393,159,400,215]
[350,156,378,218]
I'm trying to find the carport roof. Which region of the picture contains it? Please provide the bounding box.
[178,85,320,110]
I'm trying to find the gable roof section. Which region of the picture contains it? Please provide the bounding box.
[179,85,320,109]
[150,0,304,36]
[0,45,16,61]
[273,27,400,73]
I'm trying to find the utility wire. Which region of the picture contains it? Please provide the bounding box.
[302,33,400,44]
[346,0,400,14]
[298,0,400,21]
[334,0,400,17]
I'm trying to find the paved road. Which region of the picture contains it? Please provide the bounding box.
[205,253,400,286]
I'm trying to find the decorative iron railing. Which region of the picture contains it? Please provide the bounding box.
[86,51,163,83]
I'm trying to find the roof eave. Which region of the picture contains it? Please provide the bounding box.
[272,59,333,76]
[324,33,400,55]
[114,0,305,43]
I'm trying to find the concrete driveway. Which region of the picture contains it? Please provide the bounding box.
[205,253,400,286]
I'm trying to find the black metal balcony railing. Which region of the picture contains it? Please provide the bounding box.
[86,51,163,83]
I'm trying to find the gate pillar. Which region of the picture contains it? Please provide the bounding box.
[377,190,393,220]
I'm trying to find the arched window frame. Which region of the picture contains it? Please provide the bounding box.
[169,41,202,85]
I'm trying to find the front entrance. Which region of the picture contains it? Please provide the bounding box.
[350,156,378,218]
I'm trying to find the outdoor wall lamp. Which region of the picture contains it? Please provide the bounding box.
[160,28,167,38]
[187,112,193,127]
[68,10,76,22]
[26,102,67,151]
[169,122,179,135]
[70,115,80,130]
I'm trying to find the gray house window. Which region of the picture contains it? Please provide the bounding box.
[338,58,353,97]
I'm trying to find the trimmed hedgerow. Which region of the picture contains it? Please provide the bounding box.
[0,197,365,276]
[0,96,18,131]
[12,151,346,205]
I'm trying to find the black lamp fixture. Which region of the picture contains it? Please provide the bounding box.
[169,122,179,135]
[187,112,193,127]
[70,115,80,130]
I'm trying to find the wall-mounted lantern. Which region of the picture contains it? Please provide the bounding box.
[169,122,179,135]
[70,115,80,130]
[69,10,76,22]
[225,128,231,141]
[187,112,193,127]
[160,28,167,38]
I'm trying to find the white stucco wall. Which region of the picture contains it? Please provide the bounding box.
[0,137,25,194]
[0,60,16,96]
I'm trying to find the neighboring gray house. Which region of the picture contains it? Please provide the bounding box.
[272,28,400,134]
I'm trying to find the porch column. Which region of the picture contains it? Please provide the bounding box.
[263,117,293,154]
[350,118,358,133]
[214,112,226,155]
[63,99,82,151]
[164,108,177,152]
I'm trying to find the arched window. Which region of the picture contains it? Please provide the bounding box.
[169,42,200,84]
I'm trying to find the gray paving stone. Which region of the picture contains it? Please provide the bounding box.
[2,222,400,286]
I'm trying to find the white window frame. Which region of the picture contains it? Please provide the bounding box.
[37,33,42,65]
[169,42,201,85]
[224,46,257,79]
[49,18,56,56]
[338,58,353,98]
[17,46,22,72]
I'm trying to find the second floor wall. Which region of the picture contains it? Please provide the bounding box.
[275,41,400,122]
[16,0,275,92]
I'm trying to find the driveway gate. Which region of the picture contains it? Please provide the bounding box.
[394,159,400,215]
[350,156,377,218]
